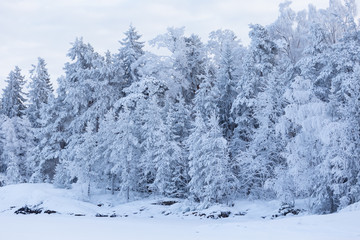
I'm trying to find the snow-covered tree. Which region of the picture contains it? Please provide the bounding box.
[111,76,168,195]
[138,95,167,194]
[115,24,145,91]
[193,65,220,121]
[231,24,278,172]
[72,121,104,196]
[39,77,72,185]
[26,58,55,183]
[150,27,207,103]
[187,112,236,206]
[0,67,34,185]
[0,116,34,184]
[208,29,243,139]
[1,67,26,118]
[26,57,54,128]
[55,38,108,192]
[160,94,191,198]
[0,1,359,212]
[277,74,329,206]
[268,2,308,64]
[311,31,360,213]
[102,108,140,199]
[239,74,285,198]
[186,110,208,202]
[325,64,360,211]
[183,34,207,102]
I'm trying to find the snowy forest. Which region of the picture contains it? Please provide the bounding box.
[1,0,360,214]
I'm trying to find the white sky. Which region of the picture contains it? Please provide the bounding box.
[0,0,358,91]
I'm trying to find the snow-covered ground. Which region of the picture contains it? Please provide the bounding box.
[0,184,359,240]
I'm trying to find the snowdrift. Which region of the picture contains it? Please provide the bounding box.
[0,183,360,240]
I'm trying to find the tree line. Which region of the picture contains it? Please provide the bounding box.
[1,1,359,213]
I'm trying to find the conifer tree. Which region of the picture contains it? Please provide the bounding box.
[164,94,191,198]
[1,67,26,118]
[100,107,140,199]
[27,57,54,128]
[187,110,208,203]
[56,38,106,192]
[115,24,145,91]
[150,28,207,104]
[42,77,72,186]
[208,29,243,140]
[231,25,278,194]
[0,115,34,184]
[187,112,236,206]
[0,67,34,184]
[231,25,277,157]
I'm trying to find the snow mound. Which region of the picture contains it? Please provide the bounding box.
[340,201,360,212]
[0,183,99,215]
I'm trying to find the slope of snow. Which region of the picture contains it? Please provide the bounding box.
[340,201,360,213]
[0,183,100,215]
[0,183,283,218]
[0,183,359,240]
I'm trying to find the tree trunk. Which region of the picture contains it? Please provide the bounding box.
[111,175,115,195]
[87,181,91,197]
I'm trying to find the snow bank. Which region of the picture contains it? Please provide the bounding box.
[0,183,283,219]
[340,201,360,213]
[0,183,100,215]
[0,184,359,240]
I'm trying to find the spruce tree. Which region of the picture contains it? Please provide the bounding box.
[208,29,243,140]
[27,57,54,128]
[116,24,145,90]
[1,67,26,118]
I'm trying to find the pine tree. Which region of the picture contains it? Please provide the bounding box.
[187,110,208,203]
[139,96,167,193]
[183,34,207,102]
[240,74,286,198]
[26,57,54,128]
[164,94,191,198]
[312,30,360,213]
[72,121,104,197]
[100,107,140,199]
[112,75,168,195]
[0,67,34,184]
[202,113,236,205]
[208,29,243,140]
[0,116,34,184]
[116,24,145,90]
[187,112,236,207]
[150,28,207,104]
[193,65,220,121]
[232,24,277,157]
[1,67,26,118]
[231,25,278,196]
[42,77,72,186]
[327,64,360,210]
[26,58,55,183]
[60,38,107,193]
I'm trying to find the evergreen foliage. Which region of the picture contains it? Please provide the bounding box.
[1,1,360,213]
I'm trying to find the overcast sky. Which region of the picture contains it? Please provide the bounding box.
[0,0,357,91]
